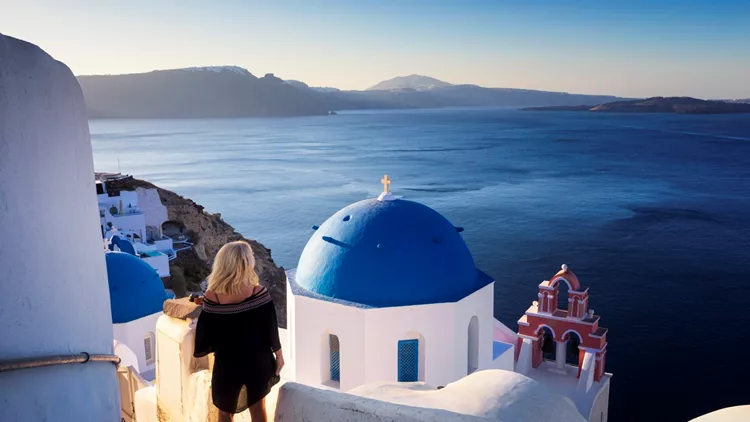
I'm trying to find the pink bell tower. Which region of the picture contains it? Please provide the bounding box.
[514,265,612,421]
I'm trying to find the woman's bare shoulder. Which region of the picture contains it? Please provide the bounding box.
[204,290,219,302]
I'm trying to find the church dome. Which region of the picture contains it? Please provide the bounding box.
[295,197,491,307]
[105,251,167,323]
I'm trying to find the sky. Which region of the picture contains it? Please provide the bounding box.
[2,0,749,99]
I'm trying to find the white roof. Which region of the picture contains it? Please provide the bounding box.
[690,405,750,422]
[349,369,585,422]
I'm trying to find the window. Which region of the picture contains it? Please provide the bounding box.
[329,334,340,382]
[398,339,419,382]
[144,332,155,365]
[468,316,479,374]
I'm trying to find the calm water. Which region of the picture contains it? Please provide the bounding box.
[90,109,750,422]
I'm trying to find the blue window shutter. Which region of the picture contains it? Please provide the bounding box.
[329,334,340,382]
[398,339,419,382]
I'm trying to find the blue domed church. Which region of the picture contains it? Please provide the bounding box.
[286,176,518,391]
[107,251,167,380]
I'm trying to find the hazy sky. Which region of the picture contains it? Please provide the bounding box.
[2,0,749,98]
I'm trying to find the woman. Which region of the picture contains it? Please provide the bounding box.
[194,241,284,422]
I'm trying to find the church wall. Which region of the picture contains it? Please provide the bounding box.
[113,312,162,377]
[364,301,457,387]
[587,379,610,422]
[289,292,367,391]
[452,283,496,373]
[0,34,120,421]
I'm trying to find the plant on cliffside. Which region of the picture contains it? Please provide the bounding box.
[169,231,211,291]
[170,266,188,298]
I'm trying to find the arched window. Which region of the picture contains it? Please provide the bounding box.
[538,326,556,361]
[555,278,571,311]
[144,332,155,365]
[467,316,479,374]
[329,334,340,382]
[398,339,419,382]
[565,331,582,366]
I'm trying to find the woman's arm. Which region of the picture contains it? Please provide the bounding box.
[274,349,285,375]
[268,301,282,352]
[268,301,284,374]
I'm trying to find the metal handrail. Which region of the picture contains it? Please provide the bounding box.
[0,352,121,373]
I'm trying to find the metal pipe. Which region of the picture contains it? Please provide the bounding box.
[0,352,121,373]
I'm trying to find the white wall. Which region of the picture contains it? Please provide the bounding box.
[587,380,610,422]
[0,34,120,421]
[114,341,141,373]
[110,212,147,237]
[288,281,500,391]
[452,283,495,374]
[114,313,162,379]
[153,238,174,252]
[365,301,456,387]
[141,254,170,277]
[99,190,140,211]
[155,315,209,420]
[488,344,515,371]
[289,290,367,391]
[136,187,169,234]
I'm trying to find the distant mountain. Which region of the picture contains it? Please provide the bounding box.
[522,97,750,114]
[318,84,623,110]
[285,80,340,93]
[78,67,330,118]
[367,75,453,91]
[78,67,630,118]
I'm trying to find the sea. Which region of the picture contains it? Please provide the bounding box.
[90,108,750,422]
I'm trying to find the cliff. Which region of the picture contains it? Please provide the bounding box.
[522,97,750,114]
[120,178,287,327]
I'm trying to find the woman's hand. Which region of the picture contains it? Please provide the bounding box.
[274,350,285,375]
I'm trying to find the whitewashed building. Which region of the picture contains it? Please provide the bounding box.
[285,179,517,392]
[97,174,176,277]
[106,251,167,380]
[8,33,750,422]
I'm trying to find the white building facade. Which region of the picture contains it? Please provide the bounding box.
[285,187,516,392]
[98,176,176,277]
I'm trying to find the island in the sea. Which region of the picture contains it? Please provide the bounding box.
[78,69,624,118]
[521,96,750,114]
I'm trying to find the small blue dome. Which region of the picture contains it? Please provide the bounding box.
[295,198,491,307]
[105,252,167,324]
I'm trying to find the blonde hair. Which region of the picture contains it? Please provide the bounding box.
[207,241,259,295]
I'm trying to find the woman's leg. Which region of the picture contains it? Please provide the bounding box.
[217,410,234,422]
[249,398,267,422]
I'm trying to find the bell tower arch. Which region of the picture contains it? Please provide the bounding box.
[516,265,608,383]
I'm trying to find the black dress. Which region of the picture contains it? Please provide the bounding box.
[194,286,281,413]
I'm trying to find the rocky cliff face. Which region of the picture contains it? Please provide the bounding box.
[122,178,287,327]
